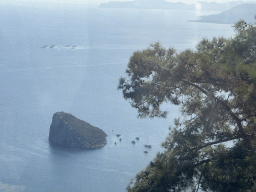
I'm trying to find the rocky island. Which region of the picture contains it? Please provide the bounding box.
[49,112,107,149]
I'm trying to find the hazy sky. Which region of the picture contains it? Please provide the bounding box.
[1,0,255,6]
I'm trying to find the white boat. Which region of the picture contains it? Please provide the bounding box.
[135,137,139,140]
[131,140,136,144]
[116,133,121,137]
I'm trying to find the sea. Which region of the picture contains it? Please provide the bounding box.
[0,3,235,192]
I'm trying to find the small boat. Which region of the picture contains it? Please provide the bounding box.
[135,137,139,140]
[131,140,136,144]
[144,144,152,148]
[115,142,117,145]
[119,138,122,141]
[144,139,152,148]
[116,133,121,137]
[42,45,48,48]
[143,150,148,153]
[49,45,55,48]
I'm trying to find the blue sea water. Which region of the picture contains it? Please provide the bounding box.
[0,3,235,192]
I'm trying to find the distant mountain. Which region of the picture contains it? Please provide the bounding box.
[99,0,245,11]
[194,3,256,24]
[195,1,246,11]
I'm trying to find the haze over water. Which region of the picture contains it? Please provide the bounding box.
[0,3,235,191]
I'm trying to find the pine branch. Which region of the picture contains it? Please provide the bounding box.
[181,79,252,149]
[179,136,240,161]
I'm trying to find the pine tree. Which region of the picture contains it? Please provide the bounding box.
[118,19,256,192]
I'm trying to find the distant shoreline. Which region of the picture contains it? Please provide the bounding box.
[192,3,256,24]
[99,1,245,12]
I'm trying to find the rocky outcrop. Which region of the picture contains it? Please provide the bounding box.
[49,112,107,149]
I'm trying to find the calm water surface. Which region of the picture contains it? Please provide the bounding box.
[0,4,235,191]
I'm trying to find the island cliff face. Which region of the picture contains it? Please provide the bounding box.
[49,112,107,149]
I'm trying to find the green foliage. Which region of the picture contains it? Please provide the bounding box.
[58,112,107,146]
[118,19,256,192]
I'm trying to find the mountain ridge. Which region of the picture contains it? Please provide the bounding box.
[194,3,256,24]
[99,0,246,11]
